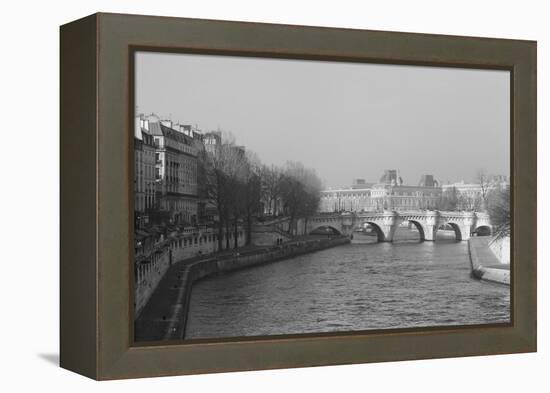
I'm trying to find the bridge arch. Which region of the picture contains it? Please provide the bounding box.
[403,220,426,242]
[309,225,342,236]
[438,222,462,241]
[473,225,492,236]
[363,222,386,242]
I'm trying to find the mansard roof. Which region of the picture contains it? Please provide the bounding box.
[147,121,163,136]
[159,123,194,145]
[147,121,195,146]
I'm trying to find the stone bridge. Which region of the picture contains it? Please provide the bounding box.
[307,210,492,242]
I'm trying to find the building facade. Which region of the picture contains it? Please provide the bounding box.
[203,130,222,156]
[320,170,442,213]
[134,134,144,212]
[319,188,375,212]
[141,129,156,211]
[320,170,509,213]
[136,114,201,225]
[134,118,158,227]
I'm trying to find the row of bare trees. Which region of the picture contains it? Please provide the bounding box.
[198,133,322,250]
[260,161,323,235]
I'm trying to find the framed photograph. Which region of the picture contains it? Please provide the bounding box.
[60,13,536,380]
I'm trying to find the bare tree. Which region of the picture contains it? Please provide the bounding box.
[475,169,491,211]
[488,185,510,236]
[279,161,322,235]
[242,152,263,245]
[260,164,282,217]
[198,135,247,251]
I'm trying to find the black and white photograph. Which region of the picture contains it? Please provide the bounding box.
[3,0,546,388]
[133,51,511,342]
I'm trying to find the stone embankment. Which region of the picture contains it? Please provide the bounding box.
[134,235,350,341]
[489,234,510,265]
[135,227,246,318]
[468,236,510,285]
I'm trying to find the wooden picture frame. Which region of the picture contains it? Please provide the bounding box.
[60,12,536,380]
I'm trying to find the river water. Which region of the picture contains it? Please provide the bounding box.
[185,229,510,339]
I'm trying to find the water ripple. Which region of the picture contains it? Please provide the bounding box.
[186,232,510,339]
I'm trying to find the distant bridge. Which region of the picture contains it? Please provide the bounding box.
[307,210,491,242]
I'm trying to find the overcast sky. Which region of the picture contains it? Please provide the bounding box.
[136,52,510,188]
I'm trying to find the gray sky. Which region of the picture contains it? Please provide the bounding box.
[136,52,510,188]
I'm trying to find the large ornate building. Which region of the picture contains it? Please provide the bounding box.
[320,170,442,212]
[320,170,509,213]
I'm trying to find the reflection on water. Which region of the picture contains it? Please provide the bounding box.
[185,228,510,339]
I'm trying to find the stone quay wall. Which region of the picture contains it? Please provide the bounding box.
[169,227,246,263]
[163,236,351,340]
[135,247,171,316]
[135,227,246,318]
[468,237,510,286]
[488,234,510,265]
